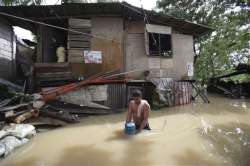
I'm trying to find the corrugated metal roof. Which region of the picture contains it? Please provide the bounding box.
[0,2,213,36]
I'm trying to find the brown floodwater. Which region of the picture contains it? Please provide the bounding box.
[1,95,250,166]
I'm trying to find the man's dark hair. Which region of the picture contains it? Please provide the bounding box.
[132,89,142,97]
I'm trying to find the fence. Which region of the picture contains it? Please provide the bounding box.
[152,79,193,107]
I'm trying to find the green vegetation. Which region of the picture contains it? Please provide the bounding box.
[157,0,250,83]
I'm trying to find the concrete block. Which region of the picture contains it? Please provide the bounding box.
[161,59,173,68]
[148,57,161,69]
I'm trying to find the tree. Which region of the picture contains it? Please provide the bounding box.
[157,0,250,82]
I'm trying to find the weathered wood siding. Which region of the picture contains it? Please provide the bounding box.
[68,18,91,63]
[125,21,194,80]
[70,17,124,77]
[0,17,15,80]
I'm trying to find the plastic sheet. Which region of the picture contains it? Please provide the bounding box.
[3,124,36,138]
[0,136,29,156]
[0,130,7,139]
[0,143,5,157]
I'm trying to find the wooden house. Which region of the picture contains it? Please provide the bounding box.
[0,2,212,90]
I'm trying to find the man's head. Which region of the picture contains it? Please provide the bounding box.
[132,89,142,104]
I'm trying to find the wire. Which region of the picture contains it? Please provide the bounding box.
[47,2,84,36]
[121,1,159,48]
[122,0,158,51]
[138,0,157,46]
[47,0,70,28]
[47,5,71,31]
[0,11,121,43]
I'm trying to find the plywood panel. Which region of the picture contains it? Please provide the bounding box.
[172,32,194,79]
[91,38,122,72]
[90,17,124,73]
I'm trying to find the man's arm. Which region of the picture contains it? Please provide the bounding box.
[126,101,133,123]
[138,104,150,131]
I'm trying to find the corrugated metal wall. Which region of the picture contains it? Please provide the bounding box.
[0,17,14,80]
[105,83,127,109]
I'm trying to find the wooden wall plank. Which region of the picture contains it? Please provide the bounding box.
[69,18,91,28]
[68,18,92,63]
[68,41,91,48]
[68,35,92,41]
[68,30,91,35]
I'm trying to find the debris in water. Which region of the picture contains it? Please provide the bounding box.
[0,136,29,157]
[224,146,229,153]
[225,131,233,135]
[242,102,247,109]
[235,127,243,134]
[3,124,36,138]
[201,118,213,135]
[217,128,222,133]
[0,124,36,157]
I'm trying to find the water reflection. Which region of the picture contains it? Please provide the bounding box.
[55,145,115,166]
[200,123,250,166]
[174,149,220,166]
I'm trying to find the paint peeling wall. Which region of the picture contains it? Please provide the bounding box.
[125,21,194,80]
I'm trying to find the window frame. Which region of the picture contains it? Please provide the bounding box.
[145,24,173,58]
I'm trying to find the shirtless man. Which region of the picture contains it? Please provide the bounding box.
[126,89,151,132]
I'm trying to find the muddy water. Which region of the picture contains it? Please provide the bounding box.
[1,95,250,166]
